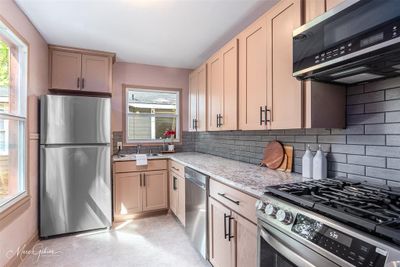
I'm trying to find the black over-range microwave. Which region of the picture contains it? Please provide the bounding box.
[293,0,400,85]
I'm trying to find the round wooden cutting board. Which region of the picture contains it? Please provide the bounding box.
[262,141,285,169]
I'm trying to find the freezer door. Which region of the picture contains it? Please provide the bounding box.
[40,145,112,237]
[40,95,110,145]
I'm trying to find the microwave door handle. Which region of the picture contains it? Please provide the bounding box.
[260,229,317,267]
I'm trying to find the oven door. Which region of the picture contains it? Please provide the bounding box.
[258,221,340,267]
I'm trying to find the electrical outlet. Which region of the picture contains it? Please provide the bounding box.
[117,142,122,150]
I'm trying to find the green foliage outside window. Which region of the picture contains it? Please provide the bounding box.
[0,40,9,88]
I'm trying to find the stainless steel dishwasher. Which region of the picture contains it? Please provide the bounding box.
[185,167,209,260]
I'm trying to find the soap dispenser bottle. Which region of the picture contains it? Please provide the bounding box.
[302,145,313,178]
[313,145,327,180]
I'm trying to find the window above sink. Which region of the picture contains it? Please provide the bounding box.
[123,85,181,144]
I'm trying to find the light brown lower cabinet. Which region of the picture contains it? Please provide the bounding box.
[209,197,257,267]
[114,169,168,220]
[169,170,185,225]
[142,170,168,212]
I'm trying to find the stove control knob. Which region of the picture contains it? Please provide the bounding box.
[256,200,265,211]
[276,209,293,224]
[265,204,277,216]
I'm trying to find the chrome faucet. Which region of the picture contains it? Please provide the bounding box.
[136,144,141,154]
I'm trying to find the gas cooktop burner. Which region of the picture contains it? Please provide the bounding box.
[265,178,400,244]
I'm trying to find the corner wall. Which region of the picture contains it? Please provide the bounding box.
[0,0,48,265]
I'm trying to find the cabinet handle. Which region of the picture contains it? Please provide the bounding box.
[77,78,80,88]
[140,173,142,187]
[218,193,240,205]
[266,107,271,125]
[194,119,198,130]
[172,166,180,172]
[173,176,177,190]
[192,119,195,129]
[143,173,146,187]
[224,213,229,239]
[82,78,85,89]
[228,216,234,241]
[259,106,263,125]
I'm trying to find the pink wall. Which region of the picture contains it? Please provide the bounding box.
[0,0,48,265]
[112,62,191,133]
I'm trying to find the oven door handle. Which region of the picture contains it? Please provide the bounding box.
[260,228,317,267]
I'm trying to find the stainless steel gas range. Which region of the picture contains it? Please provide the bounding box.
[256,179,400,267]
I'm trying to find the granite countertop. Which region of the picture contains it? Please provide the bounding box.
[113,152,309,198]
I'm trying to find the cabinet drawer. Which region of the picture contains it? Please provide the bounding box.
[169,160,185,177]
[115,160,167,173]
[210,179,257,224]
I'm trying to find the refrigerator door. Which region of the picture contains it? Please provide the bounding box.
[40,95,110,145]
[40,145,112,237]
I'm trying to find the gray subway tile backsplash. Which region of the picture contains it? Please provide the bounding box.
[113,77,400,186]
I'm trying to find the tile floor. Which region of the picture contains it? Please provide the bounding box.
[21,214,210,267]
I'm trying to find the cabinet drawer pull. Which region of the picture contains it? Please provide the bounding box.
[172,166,180,172]
[218,193,240,205]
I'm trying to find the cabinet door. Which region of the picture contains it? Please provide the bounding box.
[115,172,142,215]
[50,50,81,90]
[221,39,238,131]
[326,0,345,11]
[267,0,303,130]
[142,170,168,212]
[232,212,257,267]
[177,175,185,226]
[188,71,198,132]
[209,197,235,267]
[81,54,111,93]
[207,53,223,131]
[169,171,178,215]
[197,64,207,132]
[238,16,268,130]
[304,0,325,22]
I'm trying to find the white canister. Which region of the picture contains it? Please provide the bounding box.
[313,145,327,180]
[302,145,313,178]
[168,144,175,152]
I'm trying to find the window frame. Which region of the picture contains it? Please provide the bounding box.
[0,15,29,221]
[122,84,182,145]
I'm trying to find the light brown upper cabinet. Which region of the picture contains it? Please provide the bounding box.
[266,0,303,129]
[304,0,345,22]
[49,45,115,94]
[50,50,82,91]
[188,64,207,132]
[303,0,346,128]
[207,38,238,131]
[238,16,268,130]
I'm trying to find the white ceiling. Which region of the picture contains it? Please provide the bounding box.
[15,0,278,69]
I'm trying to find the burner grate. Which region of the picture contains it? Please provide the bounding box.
[265,178,400,243]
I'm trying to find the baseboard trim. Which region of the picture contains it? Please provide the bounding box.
[5,231,38,267]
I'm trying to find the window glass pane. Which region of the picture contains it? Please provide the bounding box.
[127,115,177,141]
[0,118,25,205]
[0,40,10,113]
[126,88,180,143]
[127,90,177,115]
[0,20,28,117]
[155,117,176,140]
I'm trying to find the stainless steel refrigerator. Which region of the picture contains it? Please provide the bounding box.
[40,95,112,238]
